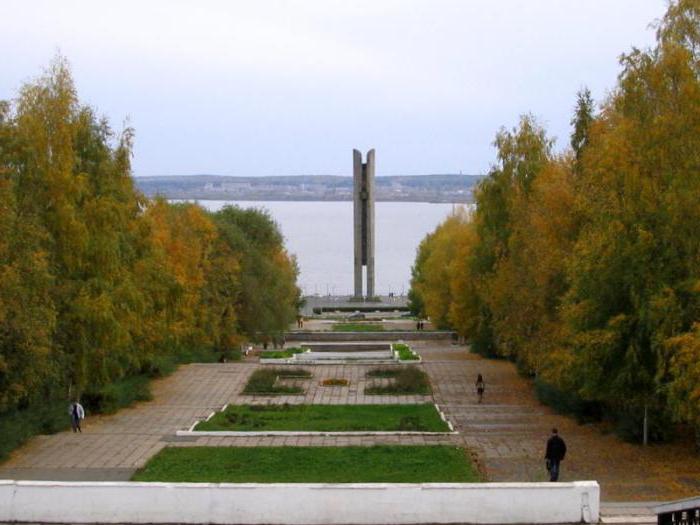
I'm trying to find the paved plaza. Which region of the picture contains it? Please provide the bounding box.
[0,340,698,501]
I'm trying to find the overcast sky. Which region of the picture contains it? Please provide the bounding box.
[2,1,665,176]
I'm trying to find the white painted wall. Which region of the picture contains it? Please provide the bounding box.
[0,480,599,524]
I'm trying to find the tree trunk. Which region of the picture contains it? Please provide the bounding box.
[643,403,648,446]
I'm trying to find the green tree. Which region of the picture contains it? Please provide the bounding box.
[213,206,299,343]
[570,87,594,161]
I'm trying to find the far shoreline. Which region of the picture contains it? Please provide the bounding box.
[163,195,474,204]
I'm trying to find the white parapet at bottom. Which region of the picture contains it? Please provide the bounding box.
[0,480,600,524]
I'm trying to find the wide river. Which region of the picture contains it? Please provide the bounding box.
[192,200,463,296]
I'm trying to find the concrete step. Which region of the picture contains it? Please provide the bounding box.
[287,331,456,342]
[600,516,656,524]
[301,343,392,352]
[600,502,660,525]
[297,350,395,361]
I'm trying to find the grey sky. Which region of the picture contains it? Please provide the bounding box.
[2,0,664,176]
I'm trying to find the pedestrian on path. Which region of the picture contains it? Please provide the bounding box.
[475,373,485,403]
[69,400,85,433]
[545,428,567,481]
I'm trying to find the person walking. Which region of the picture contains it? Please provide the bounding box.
[69,400,85,433]
[545,428,567,481]
[475,373,485,403]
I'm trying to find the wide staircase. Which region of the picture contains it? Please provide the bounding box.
[295,342,396,364]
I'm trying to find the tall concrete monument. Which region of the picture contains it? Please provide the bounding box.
[353,149,375,300]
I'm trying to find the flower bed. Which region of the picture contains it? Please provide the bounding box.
[242,368,311,395]
[332,323,384,332]
[260,347,306,359]
[365,365,431,395]
[321,378,349,386]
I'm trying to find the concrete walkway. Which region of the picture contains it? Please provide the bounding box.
[0,360,446,481]
[416,342,700,501]
[1,340,698,502]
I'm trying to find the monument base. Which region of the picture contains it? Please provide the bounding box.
[349,296,382,303]
[301,295,409,316]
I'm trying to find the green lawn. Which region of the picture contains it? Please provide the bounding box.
[332,323,384,332]
[132,445,479,483]
[194,403,449,432]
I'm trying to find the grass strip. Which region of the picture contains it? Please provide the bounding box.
[332,323,384,332]
[132,445,479,483]
[194,403,449,432]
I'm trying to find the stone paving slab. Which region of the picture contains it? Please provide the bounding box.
[1,339,699,504]
[0,467,136,481]
[0,361,434,480]
[168,434,460,447]
[417,342,700,501]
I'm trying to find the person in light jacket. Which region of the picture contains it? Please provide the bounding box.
[69,401,85,433]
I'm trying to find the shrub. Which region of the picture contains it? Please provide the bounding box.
[367,368,401,378]
[394,343,419,360]
[82,375,153,414]
[611,404,676,444]
[0,397,69,461]
[275,368,312,378]
[139,346,225,378]
[534,379,602,425]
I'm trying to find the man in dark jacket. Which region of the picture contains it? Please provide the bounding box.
[545,428,567,481]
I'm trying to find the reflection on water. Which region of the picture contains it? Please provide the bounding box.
[186,200,466,296]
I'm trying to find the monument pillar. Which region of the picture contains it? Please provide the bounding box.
[352,148,376,300]
[365,149,375,298]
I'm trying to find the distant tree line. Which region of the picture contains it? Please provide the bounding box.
[409,0,700,446]
[0,59,300,427]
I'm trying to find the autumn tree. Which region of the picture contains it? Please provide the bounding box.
[0,57,300,436]
[0,101,56,411]
[409,0,700,444]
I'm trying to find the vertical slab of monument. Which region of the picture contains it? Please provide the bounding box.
[353,148,376,301]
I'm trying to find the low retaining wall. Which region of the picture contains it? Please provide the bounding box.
[0,480,599,524]
[286,331,456,342]
[301,343,392,351]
